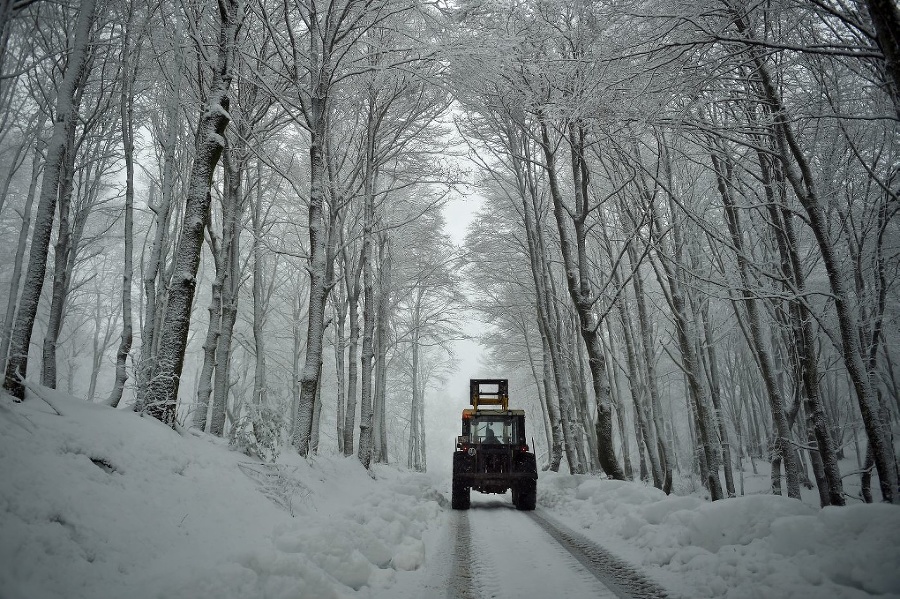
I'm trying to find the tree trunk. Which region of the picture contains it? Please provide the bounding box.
[136,21,184,406]
[290,274,304,444]
[209,143,243,436]
[4,0,96,399]
[538,116,622,479]
[503,118,564,471]
[713,150,800,499]
[757,148,845,506]
[142,0,240,424]
[0,114,45,375]
[343,249,362,455]
[737,13,898,501]
[40,133,74,389]
[108,2,137,408]
[522,322,553,466]
[373,234,391,464]
[408,323,422,471]
[626,239,673,494]
[195,243,223,431]
[697,298,736,498]
[358,241,375,469]
[862,0,900,118]
[358,97,379,470]
[311,358,323,454]
[293,88,331,453]
[251,162,269,424]
[334,291,347,455]
[616,294,664,488]
[648,192,724,500]
[89,288,118,402]
[570,331,592,472]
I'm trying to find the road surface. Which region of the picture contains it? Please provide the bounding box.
[445,494,671,599]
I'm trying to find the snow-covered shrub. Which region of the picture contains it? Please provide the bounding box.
[229,402,284,462]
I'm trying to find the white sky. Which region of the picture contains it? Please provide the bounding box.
[442,183,483,245]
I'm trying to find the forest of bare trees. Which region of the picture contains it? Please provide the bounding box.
[1,0,897,504]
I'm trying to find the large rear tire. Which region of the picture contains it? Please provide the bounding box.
[452,479,470,510]
[515,481,536,511]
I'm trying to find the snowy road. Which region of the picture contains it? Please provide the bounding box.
[447,494,670,599]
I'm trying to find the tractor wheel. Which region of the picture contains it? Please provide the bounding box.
[515,481,536,511]
[452,480,470,510]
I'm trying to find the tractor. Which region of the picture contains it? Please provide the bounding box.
[451,379,538,510]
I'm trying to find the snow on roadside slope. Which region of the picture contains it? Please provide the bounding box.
[539,472,900,599]
[0,387,447,599]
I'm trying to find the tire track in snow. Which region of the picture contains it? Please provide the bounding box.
[528,510,671,599]
[447,511,479,599]
[462,499,616,599]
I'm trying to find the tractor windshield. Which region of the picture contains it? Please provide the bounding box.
[471,416,523,445]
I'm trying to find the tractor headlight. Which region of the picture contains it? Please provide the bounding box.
[467,447,476,456]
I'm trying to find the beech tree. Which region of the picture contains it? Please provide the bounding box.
[137,0,243,424]
[4,0,98,399]
[108,0,151,408]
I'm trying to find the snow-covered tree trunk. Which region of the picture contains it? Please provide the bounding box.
[4,0,96,399]
[88,300,117,404]
[135,14,184,407]
[209,276,237,435]
[775,208,845,505]
[290,274,305,444]
[333,290,347,455]
[109,2,138,407]
[606,347,632,479]
[538,116,619,478]
[615,291,663,489]
[142,0,241,424]
[712,150,801,499]
[405,285,429,473]
[372,234,391,464]
[648,189,724,500]
[534,224,567,470]
[570,333,592,473]
[407,319,422,471]
[292,31,332,453]
[194,234,224,430]
[521,322,553,465]
[514,125,564,472]
[342,250,362,456]
[698,295,737,498]
[540,336,560,468]
[251,164,269,417]
[0,113,45,376]
[209,143,243,436]
[358,266,375,468]
[633,264,673,494]
[732,8,898,502]
[44,107,111,389]
[862,0,900,118]
[358,116,377,470]
[311,359,323,454]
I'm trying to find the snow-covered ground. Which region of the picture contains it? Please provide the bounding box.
[2,387,899,599]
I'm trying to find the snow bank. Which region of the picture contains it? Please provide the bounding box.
[0,387,447,599]
[540,472,900,599]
